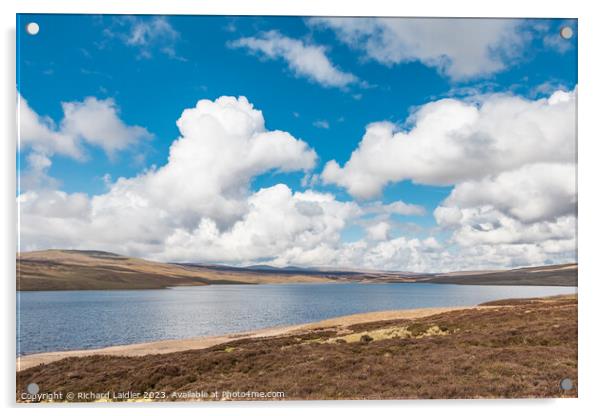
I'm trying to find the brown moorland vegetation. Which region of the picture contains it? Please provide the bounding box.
[17,295,577,401]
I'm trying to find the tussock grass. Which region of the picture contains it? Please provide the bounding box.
[305,324,452,345]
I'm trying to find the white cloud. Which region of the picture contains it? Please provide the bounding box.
[20,153,58,190]
[159,184,360,263]
[94,96,318,230]
[19,92,576,272]
[333,236,451,272]
[20,190,91,220]
[322,88,576,269]
[441,163,576,224]
[230,31,358,88]
[358,200,426,246]
[19,95,152,192]
[448,240,576,270]
[366,221,391,241]
[19,95,81,159]
[309,18,529,80]
[18,95,444,270]
[366,201,426,217]
[442,209,575,247]
[60,97,152,158]
[432,162,576,256]
[19,96,324,261]
[19,95,152,161]
[18,190,93,251]
[322,89,576,198]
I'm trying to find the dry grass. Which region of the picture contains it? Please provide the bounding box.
[17,250,332,290]
[306,323,452,345]
[17,296,577,401]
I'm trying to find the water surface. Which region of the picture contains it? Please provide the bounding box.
[17,283,575,355]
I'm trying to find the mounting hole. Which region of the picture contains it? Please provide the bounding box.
[27,383,40,395]
[560,378,574,391]
[26,22,40,36]
[560,26,573,40]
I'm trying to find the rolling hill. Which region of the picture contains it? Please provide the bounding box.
[16,250,577,290]
[16,250,334,290]
[419,263,578,286]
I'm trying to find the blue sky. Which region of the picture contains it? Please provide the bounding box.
[16,15,578,270]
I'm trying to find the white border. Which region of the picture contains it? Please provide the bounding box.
[2,1,601,415]
[5,0,584,18]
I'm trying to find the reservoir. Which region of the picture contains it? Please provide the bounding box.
[17,283,576,355]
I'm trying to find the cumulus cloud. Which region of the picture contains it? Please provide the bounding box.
[230,31,358,88]
[18,95,448,271]
[19,95,152,161]
[19,96,326,260]
[440,163,576,224]
[322,89,576,198]
[60,98,152,158]
[19,96,81,159]
[309,18,530,80]
[20,153,58,190]
[438,208,575,247]
[366,221,391,241]
[20,190,91,220]
[19,94,152,192]
[439,241,575,270]
[432,162,576,262]
[92,96,318,231]
[322,88,576,268]
[159,184,360,263]
[333,236,449,272]
[19,92,576,271]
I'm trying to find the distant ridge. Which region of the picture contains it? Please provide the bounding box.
[179,262,427,277]
[179,262,371,277]
[17,249,577,291]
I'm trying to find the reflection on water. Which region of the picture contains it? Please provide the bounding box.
[17,283,575,355]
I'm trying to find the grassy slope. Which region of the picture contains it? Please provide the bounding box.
[17,250,332,290]
[17,295,577,401]
[421,264,578,286]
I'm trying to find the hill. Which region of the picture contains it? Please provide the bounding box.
[419,263,578,286]
[16,250,578,290]
[16,250,332,290]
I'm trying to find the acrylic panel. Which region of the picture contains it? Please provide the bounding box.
[16,14,578,402]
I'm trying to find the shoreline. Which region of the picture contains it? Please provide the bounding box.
[17,305,476,371]
[17,295,577,400]
[16,281,579,293]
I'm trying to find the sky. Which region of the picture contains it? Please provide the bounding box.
[16,15,577,271]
